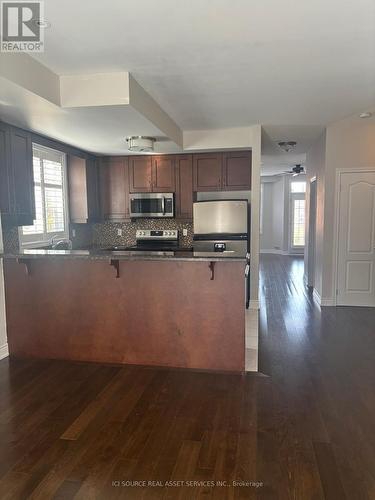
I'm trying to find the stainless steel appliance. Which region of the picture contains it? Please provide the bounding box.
[193,200,250,307]
[104,229,192,253]
[129,193,174,218]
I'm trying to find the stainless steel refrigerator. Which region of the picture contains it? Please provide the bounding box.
[193,200,250,307]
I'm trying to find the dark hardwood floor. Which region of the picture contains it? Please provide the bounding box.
[0,254,374,499]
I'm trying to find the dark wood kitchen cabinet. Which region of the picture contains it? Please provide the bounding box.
[0,123,35,226]
[151,156,176,192]
[0,122,12,219]
[129,155,176,193]
[222,151,252,190]
[129,156,152,193]
[193,151,252,192]
[68,155,100,223]
[175,155,193,219]
[99,156,130,220]
[193,153,223,191]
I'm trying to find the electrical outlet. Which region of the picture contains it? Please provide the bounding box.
[117,228,123,237]
[182,228,188,237]
[72,229,76,238]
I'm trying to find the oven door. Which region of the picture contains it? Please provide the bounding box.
[129,193,174,218]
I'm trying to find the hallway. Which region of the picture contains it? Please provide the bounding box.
[258,254,375,499]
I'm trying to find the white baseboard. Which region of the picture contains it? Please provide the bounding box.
[0,343,9,360]
[260,249,289,255]
[313,288,335,307]
[248,299,260,310]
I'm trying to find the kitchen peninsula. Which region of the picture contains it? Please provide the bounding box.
[2,249,247,372]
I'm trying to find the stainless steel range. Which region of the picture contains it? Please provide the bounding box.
[105,230,191,253]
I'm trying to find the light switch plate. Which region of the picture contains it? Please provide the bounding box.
[117,228,123,236]
[182,229,188,236]
[72,229,76,238]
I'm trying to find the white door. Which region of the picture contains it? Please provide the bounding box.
[337,171,375,306]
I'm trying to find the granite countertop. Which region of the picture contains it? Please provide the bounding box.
[0,248,247,263]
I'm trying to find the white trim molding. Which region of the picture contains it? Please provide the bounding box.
[248,299,260,310]
[260,249,289,255]
[313,288,335,307]
[0,343,9,360]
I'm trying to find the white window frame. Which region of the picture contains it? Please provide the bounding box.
[19,144,69,248]
[289,180,306,253]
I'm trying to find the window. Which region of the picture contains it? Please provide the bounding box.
[20,145,68,247]
[290,180,306,250]
[292,198,306,246]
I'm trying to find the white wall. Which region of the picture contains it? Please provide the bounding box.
[305,113,375,301]
[261,175,305,254]
[0,219,9,359]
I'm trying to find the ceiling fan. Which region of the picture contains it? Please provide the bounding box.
[283,164,305,176]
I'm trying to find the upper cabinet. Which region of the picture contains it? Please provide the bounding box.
[0,123,35,226]
[99,156,130,221]
[222,151,252,190]
[175,155,193,220]
[193,151,252,192]
[129,156,176,193]
[0,122,12,219]
[129,156,152,193]
[152,156,176,192]
[193,153,222,191]
[68,155,100,223]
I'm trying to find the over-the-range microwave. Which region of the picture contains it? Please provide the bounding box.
[129,193,174,218]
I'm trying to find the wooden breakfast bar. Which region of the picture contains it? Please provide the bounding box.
[2,250,247,372]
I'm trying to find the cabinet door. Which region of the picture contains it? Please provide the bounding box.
[0,122,13,217]
[152,156,176,192]
[193,153,222,191]
[86,158,100,222]
[175,155,193,220]
[68,155,88,223]
[222,151,252,190]
[100,157,129,220]
[129,156,152,193]
[10,127,35,225]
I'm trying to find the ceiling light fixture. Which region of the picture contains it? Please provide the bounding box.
[359,112,372,119]
[126,136,156,153]
[278,141,297,153]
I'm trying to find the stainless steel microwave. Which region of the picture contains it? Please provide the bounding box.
[129,193,174,218]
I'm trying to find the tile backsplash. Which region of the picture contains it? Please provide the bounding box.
[1,219,193,252]
[1,224,19,253]
[92,219,193,248]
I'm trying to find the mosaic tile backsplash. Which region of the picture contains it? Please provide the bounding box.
[92,220,194,249]
[2,225,19,253]
[1,219,193,252]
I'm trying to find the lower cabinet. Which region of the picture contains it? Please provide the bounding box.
[99,157,130,221]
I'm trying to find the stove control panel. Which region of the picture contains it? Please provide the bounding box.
[136,229,179,241]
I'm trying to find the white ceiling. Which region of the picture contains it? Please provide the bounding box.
[33,0,375,131]
[0,77,181,154]
[1,0,374,162]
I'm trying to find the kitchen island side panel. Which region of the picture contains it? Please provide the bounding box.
[3,259,245,372]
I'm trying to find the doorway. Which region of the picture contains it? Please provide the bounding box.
[336,170,375,306]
